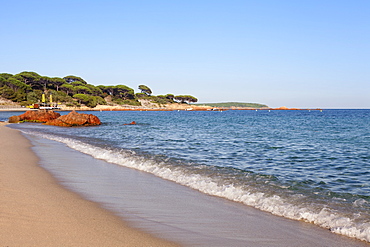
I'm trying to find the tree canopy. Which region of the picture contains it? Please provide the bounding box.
[0,71,198,108]
[174,95,198,104]
[63,75,87,84]
[138,85,152,96]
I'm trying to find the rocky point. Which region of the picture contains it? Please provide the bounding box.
[9,110,101,127]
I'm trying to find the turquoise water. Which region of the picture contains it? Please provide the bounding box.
[3,109,370,242]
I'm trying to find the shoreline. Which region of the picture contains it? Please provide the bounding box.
[0,123,178,246]
[2,121,369,246]
[0,105,323,112]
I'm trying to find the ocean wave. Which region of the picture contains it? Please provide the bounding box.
[23,130,370,243]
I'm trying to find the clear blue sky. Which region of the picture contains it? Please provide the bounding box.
[1,0,369,108]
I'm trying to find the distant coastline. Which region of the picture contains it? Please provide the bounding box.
[0,101,322,112]
[195,102,268,108]
[1,72,325,111]
[1,94,324,112]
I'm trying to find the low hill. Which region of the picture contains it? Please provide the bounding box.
[195,102,268,108]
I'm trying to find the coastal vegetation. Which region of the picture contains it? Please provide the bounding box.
[0,71,198,108]
[196,102,268,108]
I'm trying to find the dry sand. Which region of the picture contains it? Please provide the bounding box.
[0,123,178,246]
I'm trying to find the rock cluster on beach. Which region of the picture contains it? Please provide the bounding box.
[8,110,61,123]
[8,110,101,127]
[45,111,101,127]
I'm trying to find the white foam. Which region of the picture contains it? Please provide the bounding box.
[23,131,370,243]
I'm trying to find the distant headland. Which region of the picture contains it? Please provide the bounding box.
[195,102,268,108]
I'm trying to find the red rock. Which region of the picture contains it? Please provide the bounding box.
[8,115,21,123]
[44,118,72,127]
[124,121,136,125]
[9,110,60,123]
[45,111,101,127]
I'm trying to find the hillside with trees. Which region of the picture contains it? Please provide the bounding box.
[0,71,198,108]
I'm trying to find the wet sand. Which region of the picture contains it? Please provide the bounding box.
[0,123,178,246]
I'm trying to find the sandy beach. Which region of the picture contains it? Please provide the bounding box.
[0,122,178,246]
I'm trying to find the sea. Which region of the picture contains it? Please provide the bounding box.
[2,109,369,245]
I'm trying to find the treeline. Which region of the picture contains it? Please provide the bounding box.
[0,71,198,108]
